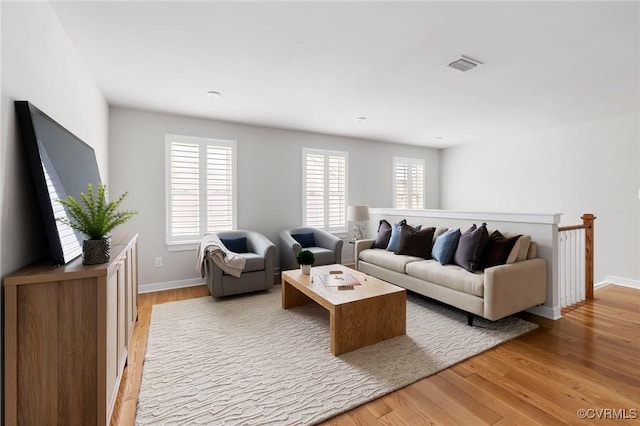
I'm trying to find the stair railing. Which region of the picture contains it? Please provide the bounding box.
[558,213,595,309]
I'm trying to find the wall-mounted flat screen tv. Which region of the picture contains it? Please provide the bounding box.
[15,101,102,265]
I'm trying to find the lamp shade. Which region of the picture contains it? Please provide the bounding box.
[347,205,370,222]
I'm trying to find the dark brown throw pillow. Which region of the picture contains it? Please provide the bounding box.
[454,223,489,272]
[395,224,436,259]
[482,231,521,269]
[372,219,393,249]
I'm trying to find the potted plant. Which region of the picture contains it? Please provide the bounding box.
[57,183,137,265]
[296,249,315,275]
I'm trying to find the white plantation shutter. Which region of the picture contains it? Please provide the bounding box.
[305,153,325,228]
[303,149,347,232]
[393,157,425,209]
[207,144,234,231]
[166,134,236,245]
[169,142,200,237]
[394,162,409,208]
[327,154,346,229]
[409,162,424,209]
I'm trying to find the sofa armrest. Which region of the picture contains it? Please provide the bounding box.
[354,239,375,270]
[483,258,547,321]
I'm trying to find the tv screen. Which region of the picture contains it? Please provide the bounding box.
[15,101,102,265]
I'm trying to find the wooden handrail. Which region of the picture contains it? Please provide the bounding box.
[558,213,596,301]
[582,213,595,300]
[558,224,587,232]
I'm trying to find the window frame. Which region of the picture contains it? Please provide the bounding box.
[165,133,237,251]
[302,147,348,234]
[393,156,425,210]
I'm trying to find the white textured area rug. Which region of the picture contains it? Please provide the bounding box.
[136,287,537,425]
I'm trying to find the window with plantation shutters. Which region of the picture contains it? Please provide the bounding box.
[303,148,347,233]
[393,157,425,209]
[166,134,236,247]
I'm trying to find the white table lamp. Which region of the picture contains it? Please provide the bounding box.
[347,205,370,242]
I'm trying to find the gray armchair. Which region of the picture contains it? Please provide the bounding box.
[279,227,344,271]
[203,230,276,297]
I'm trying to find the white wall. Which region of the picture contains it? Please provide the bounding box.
[109,107,440,288]
[440,112,640,285]
[1,1,108,279]
[0,2,108,420]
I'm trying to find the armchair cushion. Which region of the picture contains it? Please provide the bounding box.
[291,232,316,248]
[220,237,248,254]
[306,247,335,266]
[237,253,264,273]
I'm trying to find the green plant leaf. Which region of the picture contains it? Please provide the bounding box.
[57,183,137,239]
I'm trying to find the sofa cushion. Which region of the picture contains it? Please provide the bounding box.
[372,219,392,249]
[432,228,461,265]
[359,248,423,274]
[306,247,335,265]
[395,225,435,259]
[406,260,485,297]
[291,232,316,248]
[506,235,532,263]
[454,223,489,272]
[220,237,248,254]
[483,230,520,268]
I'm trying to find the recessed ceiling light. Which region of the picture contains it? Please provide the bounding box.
[207,90,221,98]
[356,117,367,123]
[447,55,483,72]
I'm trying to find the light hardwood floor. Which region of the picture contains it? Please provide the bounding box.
[110,284,639,425]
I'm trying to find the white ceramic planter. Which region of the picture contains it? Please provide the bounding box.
[300,264,311,275]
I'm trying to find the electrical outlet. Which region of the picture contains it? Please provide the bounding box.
[155,257,163,267]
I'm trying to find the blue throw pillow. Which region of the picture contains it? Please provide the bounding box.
[385,220,406,252]
[220,237,248,254]
[432,228,461,265]
[291,232,316,248]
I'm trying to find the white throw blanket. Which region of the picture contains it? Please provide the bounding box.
[196,233,246,278]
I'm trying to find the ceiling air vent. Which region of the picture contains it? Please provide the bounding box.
[447,55,483,72]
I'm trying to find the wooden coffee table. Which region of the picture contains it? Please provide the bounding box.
[281,264,406,355]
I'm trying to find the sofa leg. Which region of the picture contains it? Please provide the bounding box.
[467,313,473,326]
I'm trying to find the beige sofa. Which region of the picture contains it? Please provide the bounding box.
[355,230,547,324]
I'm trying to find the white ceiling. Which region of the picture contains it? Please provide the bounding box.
[51,1,640,149]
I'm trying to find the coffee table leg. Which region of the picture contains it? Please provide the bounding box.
[282,278,313,309]
[331,292,406,355]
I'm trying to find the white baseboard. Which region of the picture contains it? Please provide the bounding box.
[139,278,205,294]
[526,304,561,320]
[604,275,640,289]
[140,273,282,294]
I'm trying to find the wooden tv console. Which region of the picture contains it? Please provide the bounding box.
[4,233,138,425]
